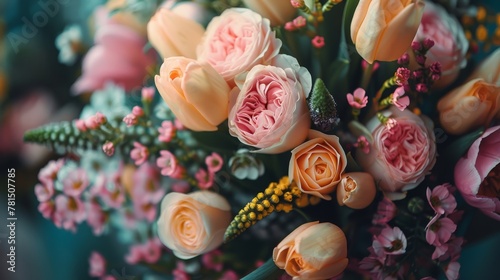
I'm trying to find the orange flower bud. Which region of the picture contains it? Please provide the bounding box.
[337,172,376,209]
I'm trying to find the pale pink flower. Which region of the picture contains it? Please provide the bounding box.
[125,238,162,264]
[346,88,368,109]
[132,106,144,117]
[125,244,143,265]
[445,261,460,280]
[372,197,397,225]
[54,195,86,231]
[89,251,106,277]
[432,236,464,260]
[86,200,107,235]
[391,87,410,111]
[197,8,282,85]
[141,87,154,101]
[75,119,87,132]
[38,159,65,185]
[353,135,370,154]
[85,113,105,129]
[95,112,107,124]
[132,163,164,203]
[173,262,190,280]
[35,182,54,202]
[426,183,457,215]
[394,67,411,86]
[174,119,185,130]
[290,0,303,8]
[102,141,115,156]
[62,168,89,197]
[284,22,296,31]
[157,150,178,176]
[131,142,149,165]
[123,113,138,127]
[293,16,306,28]
[38,200,55,219]
[133,201,158,222]
[205,152,223,173]
[426,217,457,246]
[202,250,223,272]
[158,121,176,143]
[96,174,126,209]
[195,168,214,189]
[312,36,325,48]
[373,227,407,255]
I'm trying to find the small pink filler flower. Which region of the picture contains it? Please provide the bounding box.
[347,88,368,109]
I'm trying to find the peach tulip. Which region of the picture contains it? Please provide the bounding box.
[438,78,500,135]
[147,8,205,59]
[273,221,348,280]
[337,172,376,209]
[242,0,297,26]
[157,191,231,259]
[155,57,231,131]
[351,0,425,64]
[289,130,347,200]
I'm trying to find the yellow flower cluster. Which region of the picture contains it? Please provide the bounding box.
[223,177,319,242]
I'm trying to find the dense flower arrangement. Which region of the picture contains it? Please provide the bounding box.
[23,0,500,279]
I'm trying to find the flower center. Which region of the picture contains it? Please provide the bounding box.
[478,164,500,198]
[430,196,441,207]
[387,239,403,252]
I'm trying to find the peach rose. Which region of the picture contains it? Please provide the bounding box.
[228,54,311,154]
[197,8,282,84]
[157,191,231,259]
[289,130,347,200]
[273,221,348,280]
[242,0,297,26]
[357,107,436,199]
[351,0,425,64]
[467,49,500,85]
[336,172,376,209]
[147,8,205,59]
[413,1,469,88]
[438,78,500,135]
[155,56,231,131]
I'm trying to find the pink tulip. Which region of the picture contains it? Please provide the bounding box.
[454,125,500,220]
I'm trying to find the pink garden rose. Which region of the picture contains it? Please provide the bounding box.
[413,1,469,88]
[454,126,500,220]
[157,191,231,259]
[356,107,437,199]
[197,8,282,85]
[72,14,155,94]
[228,54,312,154]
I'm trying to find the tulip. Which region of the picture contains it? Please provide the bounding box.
[242,0,297,26]
[147,8,205,59]
[351,0,425,64]
[337,172,376,209]
[273,221,348,280]
[467,48,500,85]
[155,57,231,131]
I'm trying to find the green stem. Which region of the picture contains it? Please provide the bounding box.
[361,62,374,90]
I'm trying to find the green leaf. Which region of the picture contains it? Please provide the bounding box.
[241,258,283,280]
[442,127,484,165]
[190,121,241,153]
[342,0,360,48]
[346,152,363,173]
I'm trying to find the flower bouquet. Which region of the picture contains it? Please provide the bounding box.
[23,0,500,279]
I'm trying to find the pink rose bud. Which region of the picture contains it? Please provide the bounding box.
[75,119,87,132]
[141,86,155,101]
[132,106,144,117]
[312,36,325,48]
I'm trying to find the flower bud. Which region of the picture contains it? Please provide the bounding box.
[336,172,376,209]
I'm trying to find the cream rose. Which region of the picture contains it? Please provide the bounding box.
[351,0,425,64]
[155,56,231,131]
[357,107,436,199]
[273,221,348,280]
[289,130,347,200]
[438,78,500,135]
[157,191,231,259]
[197,8,282,84]
[228,54,312,154]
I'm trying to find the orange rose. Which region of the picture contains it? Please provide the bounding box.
[155,56,231,131]
[438,78,500,135]
[336,172,376,209]
[157,191,231,259]
[289,130,347,200]
[273,221,348,280]
[147,8,205,59]
[351,0,425,64]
